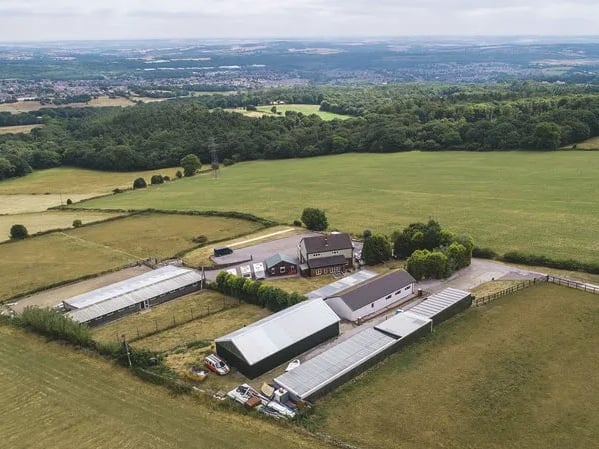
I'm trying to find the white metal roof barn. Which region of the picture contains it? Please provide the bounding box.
[306,270,378,300]
[215,298,340,378]
[406,288,472,324]
[65,266,203,325]
[274,311,432,401]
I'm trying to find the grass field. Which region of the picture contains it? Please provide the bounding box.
[132,304,270,352]
[319,283,599,449]
[570,136,599,150]
[225,104,351,121]
[75,152,599,264]
[0,96,136,114]
[0,325,333,449]
[0,210,123,241]
[0,124,44,134]
[92,291,240,344]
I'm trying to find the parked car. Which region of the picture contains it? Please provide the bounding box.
[204,354,230,375]
[213,247,233,257]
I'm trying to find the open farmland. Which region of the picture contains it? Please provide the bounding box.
[319,283,599,449]
[0,325,333,449]
[0,96,136,114]
[0,124,44,134]
[76,151,599,264]
[225,104,350,120]
[0,210,124,241]
[571,136,599,150]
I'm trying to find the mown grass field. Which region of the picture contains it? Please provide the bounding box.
[92,290,240,344]
[225,104,351,120]
[0,210,124,241]
[75,152,599,264]
[0,324,333,449]
[0,124,44,134]
[0,213,262,301]
[318,283,599,449]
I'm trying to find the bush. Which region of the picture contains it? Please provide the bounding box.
[192,235,208,244]
[113,188,123,194]
[150,174,164,185]
[180,154,201,177]
[133,177,147,189]
[361,234,392,265]
[223,158,234,166]
[163,175,171,181]
[362,229,372,239]
[175,170,183,179]
[406,249,449,280]
[472,246,498,259]
[301,207,328,231]
[293,220,302,227]
[72,219,83,228]
[501,251,599,274]
[66,198,73,205]
[19,307,93,346]
[9,224,28,240]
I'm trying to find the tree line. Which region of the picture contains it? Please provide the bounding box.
[2,83,599,181]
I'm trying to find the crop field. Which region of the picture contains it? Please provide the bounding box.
[92,290,240,344]
[0,124,44,134]
[0,96,136,114]
[132,304,270,352]
[0,193,96,214]
[67,213,263,260]
[75,152,599,264]
[226,104,351,120]
[0,210,124,241]
[572,136,599,150]
[318,283,599,449]
[0,325,333,449]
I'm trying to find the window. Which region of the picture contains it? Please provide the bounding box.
[395,290,401,295]
[315,268,322,275]
[405,286,411,291]
[280,266,286,274]
[371,303,374,308]
[386,295,392,300]
[271,268,275,274]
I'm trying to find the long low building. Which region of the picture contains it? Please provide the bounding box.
[65,266,203,326]
[406,287,472,324]
[215,298,340,379]
[274,311,432,401]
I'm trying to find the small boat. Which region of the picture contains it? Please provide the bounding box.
[285,359,301,372]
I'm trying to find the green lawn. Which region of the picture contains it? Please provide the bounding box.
[319,283,599,449]
[225,104,351,121]
[0,324,333,449]
[75,152,599,263]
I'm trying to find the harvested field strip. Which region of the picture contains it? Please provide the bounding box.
[0,325,333,449]
[132,304,270,352]
[320,284,599,449]
[0,124,43,134]
[0,193,95,214]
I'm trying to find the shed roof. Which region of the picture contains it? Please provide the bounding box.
[274,327,396,400]
[66,267,203,323]
[302,233,352,254]
[215,298,339,366]
[264,253,297,269]
[374,311,432,338]
[407,288,471,319]
[64,265,198,310]
[306,270,378,300]
[333,270,416,311]
[307,255,347,269]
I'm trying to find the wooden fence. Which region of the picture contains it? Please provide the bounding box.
[545,275,599,295]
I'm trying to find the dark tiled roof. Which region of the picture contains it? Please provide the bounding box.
[334,270,416,311]
[307,255,347,269]
[264,253,297,269]
[302,233,352,254]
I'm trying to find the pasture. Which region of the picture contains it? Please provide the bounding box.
[225,104,351,121]
[0,96,135,114]
[0,325,333,449]
[0,210,123,241]
[319,283,599,449]
[76,151,599,264]
[0,124,43,134]
[572,136,599,150]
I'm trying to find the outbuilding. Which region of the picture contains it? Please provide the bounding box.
[407,287,472,324]
[253,262,266,280]
[215,298,340,378]
[264,253,298,277]
[325,270,416,321]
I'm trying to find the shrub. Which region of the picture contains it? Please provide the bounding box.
[362,229,372,239]
[113,188,123,194]
[361,234,392,265]
[223,158,234,166]
[66,198,73,205]
[150,174,164,185]
[293,220,302,227]
[406,249,449,280]
[72,219,83,228]
[9,224,28,240]
[301,208,328,231]
[163,175,171,181]
[133,177,147,189]
[180,154,201,177]
[192,235,208,244]
[472,246,498,259]
[175,170,183,179]
[19,307,92,346]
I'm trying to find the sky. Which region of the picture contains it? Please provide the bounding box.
[1,0,599,42]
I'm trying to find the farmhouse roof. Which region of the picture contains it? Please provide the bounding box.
[302,233,352,254]
[264,253,297,269]
[333,270,416,311]
[307,255,347,269]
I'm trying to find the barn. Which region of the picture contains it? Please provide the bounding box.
[407,288,472,324]
[264,253,298,277]
[215,298,340,378]
[64,265,203,326]
[274,311,432,401]
[325,270,416,321]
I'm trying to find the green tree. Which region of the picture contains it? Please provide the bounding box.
[180,154,201,177]
[72,219,83,228]
[533,122,561,150]
[10,224,28,240]
[150,174,164,185]
[133,177,147,189]
[301,208,328,231]
[175,170,183,179]
[361,234,392,265]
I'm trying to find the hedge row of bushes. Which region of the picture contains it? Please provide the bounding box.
[18,306,93,346]
[502,251,599,274]
[212,271,306,312]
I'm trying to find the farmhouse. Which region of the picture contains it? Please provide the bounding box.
[64,265,203,326]
[297,233,353,276]
[264,253,298,277]
[274,311,432,401]
[215,298,340,378]
[325,270,416,321]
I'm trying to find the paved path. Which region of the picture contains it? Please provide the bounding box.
[228,228,294,247]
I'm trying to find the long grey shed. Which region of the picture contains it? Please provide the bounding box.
[274,311,432,401]
[406,287,472,324]
[65,266,203,326]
